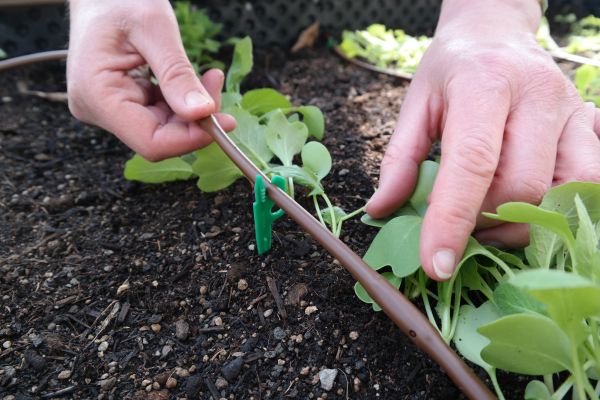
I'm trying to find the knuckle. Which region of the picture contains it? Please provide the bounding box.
[433,201,476,234]
[509,175,549,204]
[452,135,498,180]
[157,55,195,85]
[574,167,600,183]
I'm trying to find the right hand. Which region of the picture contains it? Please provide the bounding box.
[67,0,236,161]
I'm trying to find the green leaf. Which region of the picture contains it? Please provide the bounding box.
[221,92,242,110]
[573,194,600,279]
[296,106,325,140]
[493,282,547,316]
[226,36,253,93]
[192,142,243,192]
[270,165,323,195]
[265,110,308,166]
[227,107,273,166]
[524,380,552,400]
[0,48,6,59]
[509,269,600,342]
[354,272,401,312]
[360,206,418,228]
[319,206,346,229]
[301,142,332,181]
[575,65,598,96]
[241,88,292,115]
[363,215,422,277]
[525,182,600,268]
[124,155,195,183]
[408,160,439,216]
[479,313,572,375]
[453,302,502,371]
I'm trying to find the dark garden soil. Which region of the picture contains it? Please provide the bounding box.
[0,48,532,400]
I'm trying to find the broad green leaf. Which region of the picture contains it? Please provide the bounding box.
[408,160,439,216]
[0,48,6,59]
[484,202,575,248]
[453,302,502,371]
[573,194,600,279]
[525,182,600,268]
[484,247,529,270]
[493,282,547,316]
[479,313,572,375]
[524,380,552,400]
[226,36,253,93]
[192,142,243,192]
[319,206,346,229]
[363,215,421,277]
[124,155,195,183]
[301,142,332,181]
[510,269,600,342]
[360,206,418,228]
[227,107,273,166]
[296,106,325,140]
[354,272,401,312]
[265,110,308,166]
[221,92,242,110]
[270,165,323,195]
[241,88,291,115]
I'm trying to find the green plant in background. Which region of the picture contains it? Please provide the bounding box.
[0,49,6,59]
[339,24,431,73]
[124,9,360,237]
[174,2,224,73]
[356,163,600,399]
[559,14,600,57]
[575,64,600,106]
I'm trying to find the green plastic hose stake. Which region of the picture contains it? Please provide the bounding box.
[253,175,286,255]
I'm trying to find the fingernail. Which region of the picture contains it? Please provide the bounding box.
[433,249,455,280]
[185,91,211,108]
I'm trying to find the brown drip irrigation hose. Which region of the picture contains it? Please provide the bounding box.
[199,116,496,400]
[0,50,496,398]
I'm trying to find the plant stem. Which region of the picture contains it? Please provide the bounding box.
[487,368,506,400]
[335,206,366,237]
[419,270,441,334]
[571,340,589,400]
[552,376,574,400]
[312,195,326,227]
[321,194,337,234]
[543,374,554,394]
[288,177,295,199]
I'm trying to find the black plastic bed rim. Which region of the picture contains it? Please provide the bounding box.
[1,0,600,58]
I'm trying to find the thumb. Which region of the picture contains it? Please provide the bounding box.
[131,7,215,120]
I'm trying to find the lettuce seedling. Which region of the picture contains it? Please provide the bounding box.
[575,65,600,107]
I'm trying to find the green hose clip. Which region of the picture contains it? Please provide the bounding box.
[253,174,286,255]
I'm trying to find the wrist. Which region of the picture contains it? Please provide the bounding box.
[436,0,542,39]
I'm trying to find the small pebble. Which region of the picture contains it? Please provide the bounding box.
[237,279,248,291]
[215,377,228,389]
[349,331,359,341]
[305,306,318,315]
[273,327,285,340]
[263,309,273,318]
[213,316,223,326]
[300,366,310,376]
[98,341,109,352]
[141,379,152,387]
[98,377,117,391]
[175,320,190,341]
[151,323,161,333]
[57,370,72,380]
[152,381,160,390]
[221,357,243,381]
[2,341,11,349]
[319,369,338,391]
[199,286,208,295]
[166,377,177,389]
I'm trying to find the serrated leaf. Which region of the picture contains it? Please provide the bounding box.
[192,142,243,192]
[227,107,273,166]
[493,282,547,316]
[479,313,572,375]
[241,88,292,115]
[266,110,308,166]
[296,106,325,140]
[319,206,346,229]
[226,36,253,93]
[301,142,332,181]
[124,155,195,183]
[354,272,401,312]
